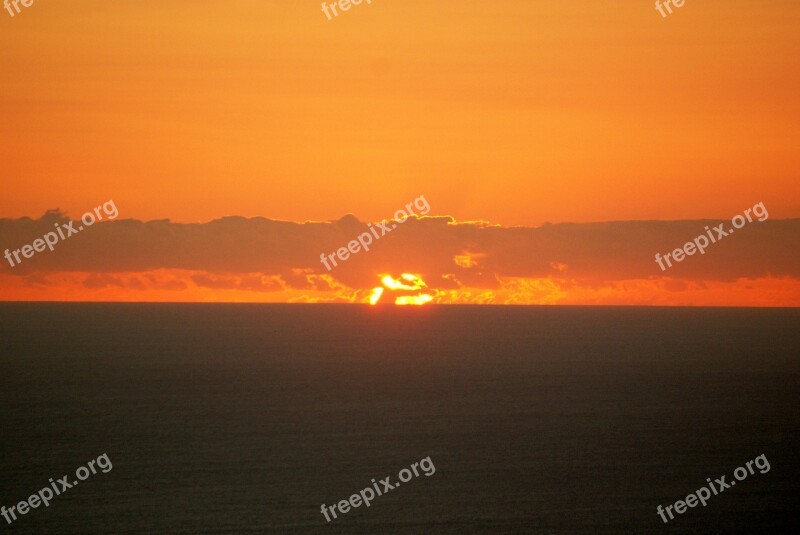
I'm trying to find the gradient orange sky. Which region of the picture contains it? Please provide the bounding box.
[1,1,799,304]
[3,0,799,224]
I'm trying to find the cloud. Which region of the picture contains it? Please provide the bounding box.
[1,211,798,304]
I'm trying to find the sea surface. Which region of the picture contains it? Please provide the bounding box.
[0,304,798,534]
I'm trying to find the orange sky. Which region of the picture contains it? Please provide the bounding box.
[1,1,799,304]
[2,0,798,225]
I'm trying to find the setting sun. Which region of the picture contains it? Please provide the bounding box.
[369,273,434,306]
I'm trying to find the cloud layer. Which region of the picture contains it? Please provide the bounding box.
[1,211,798,305]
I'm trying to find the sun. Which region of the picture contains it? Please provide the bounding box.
[368,273,434,306]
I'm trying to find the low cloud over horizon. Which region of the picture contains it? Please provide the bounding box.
[1,211,798,306]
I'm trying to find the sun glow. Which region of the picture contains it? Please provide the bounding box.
[395,293,434,306]
[369,287,384,305]
[369,273,434,306]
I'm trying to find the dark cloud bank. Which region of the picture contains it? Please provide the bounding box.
[1,211,798,290]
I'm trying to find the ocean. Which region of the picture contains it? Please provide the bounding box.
[0,304,798,533]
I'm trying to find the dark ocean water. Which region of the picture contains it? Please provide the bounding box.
[0,304,798,534]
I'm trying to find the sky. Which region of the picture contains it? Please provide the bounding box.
[1,0,799,305]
